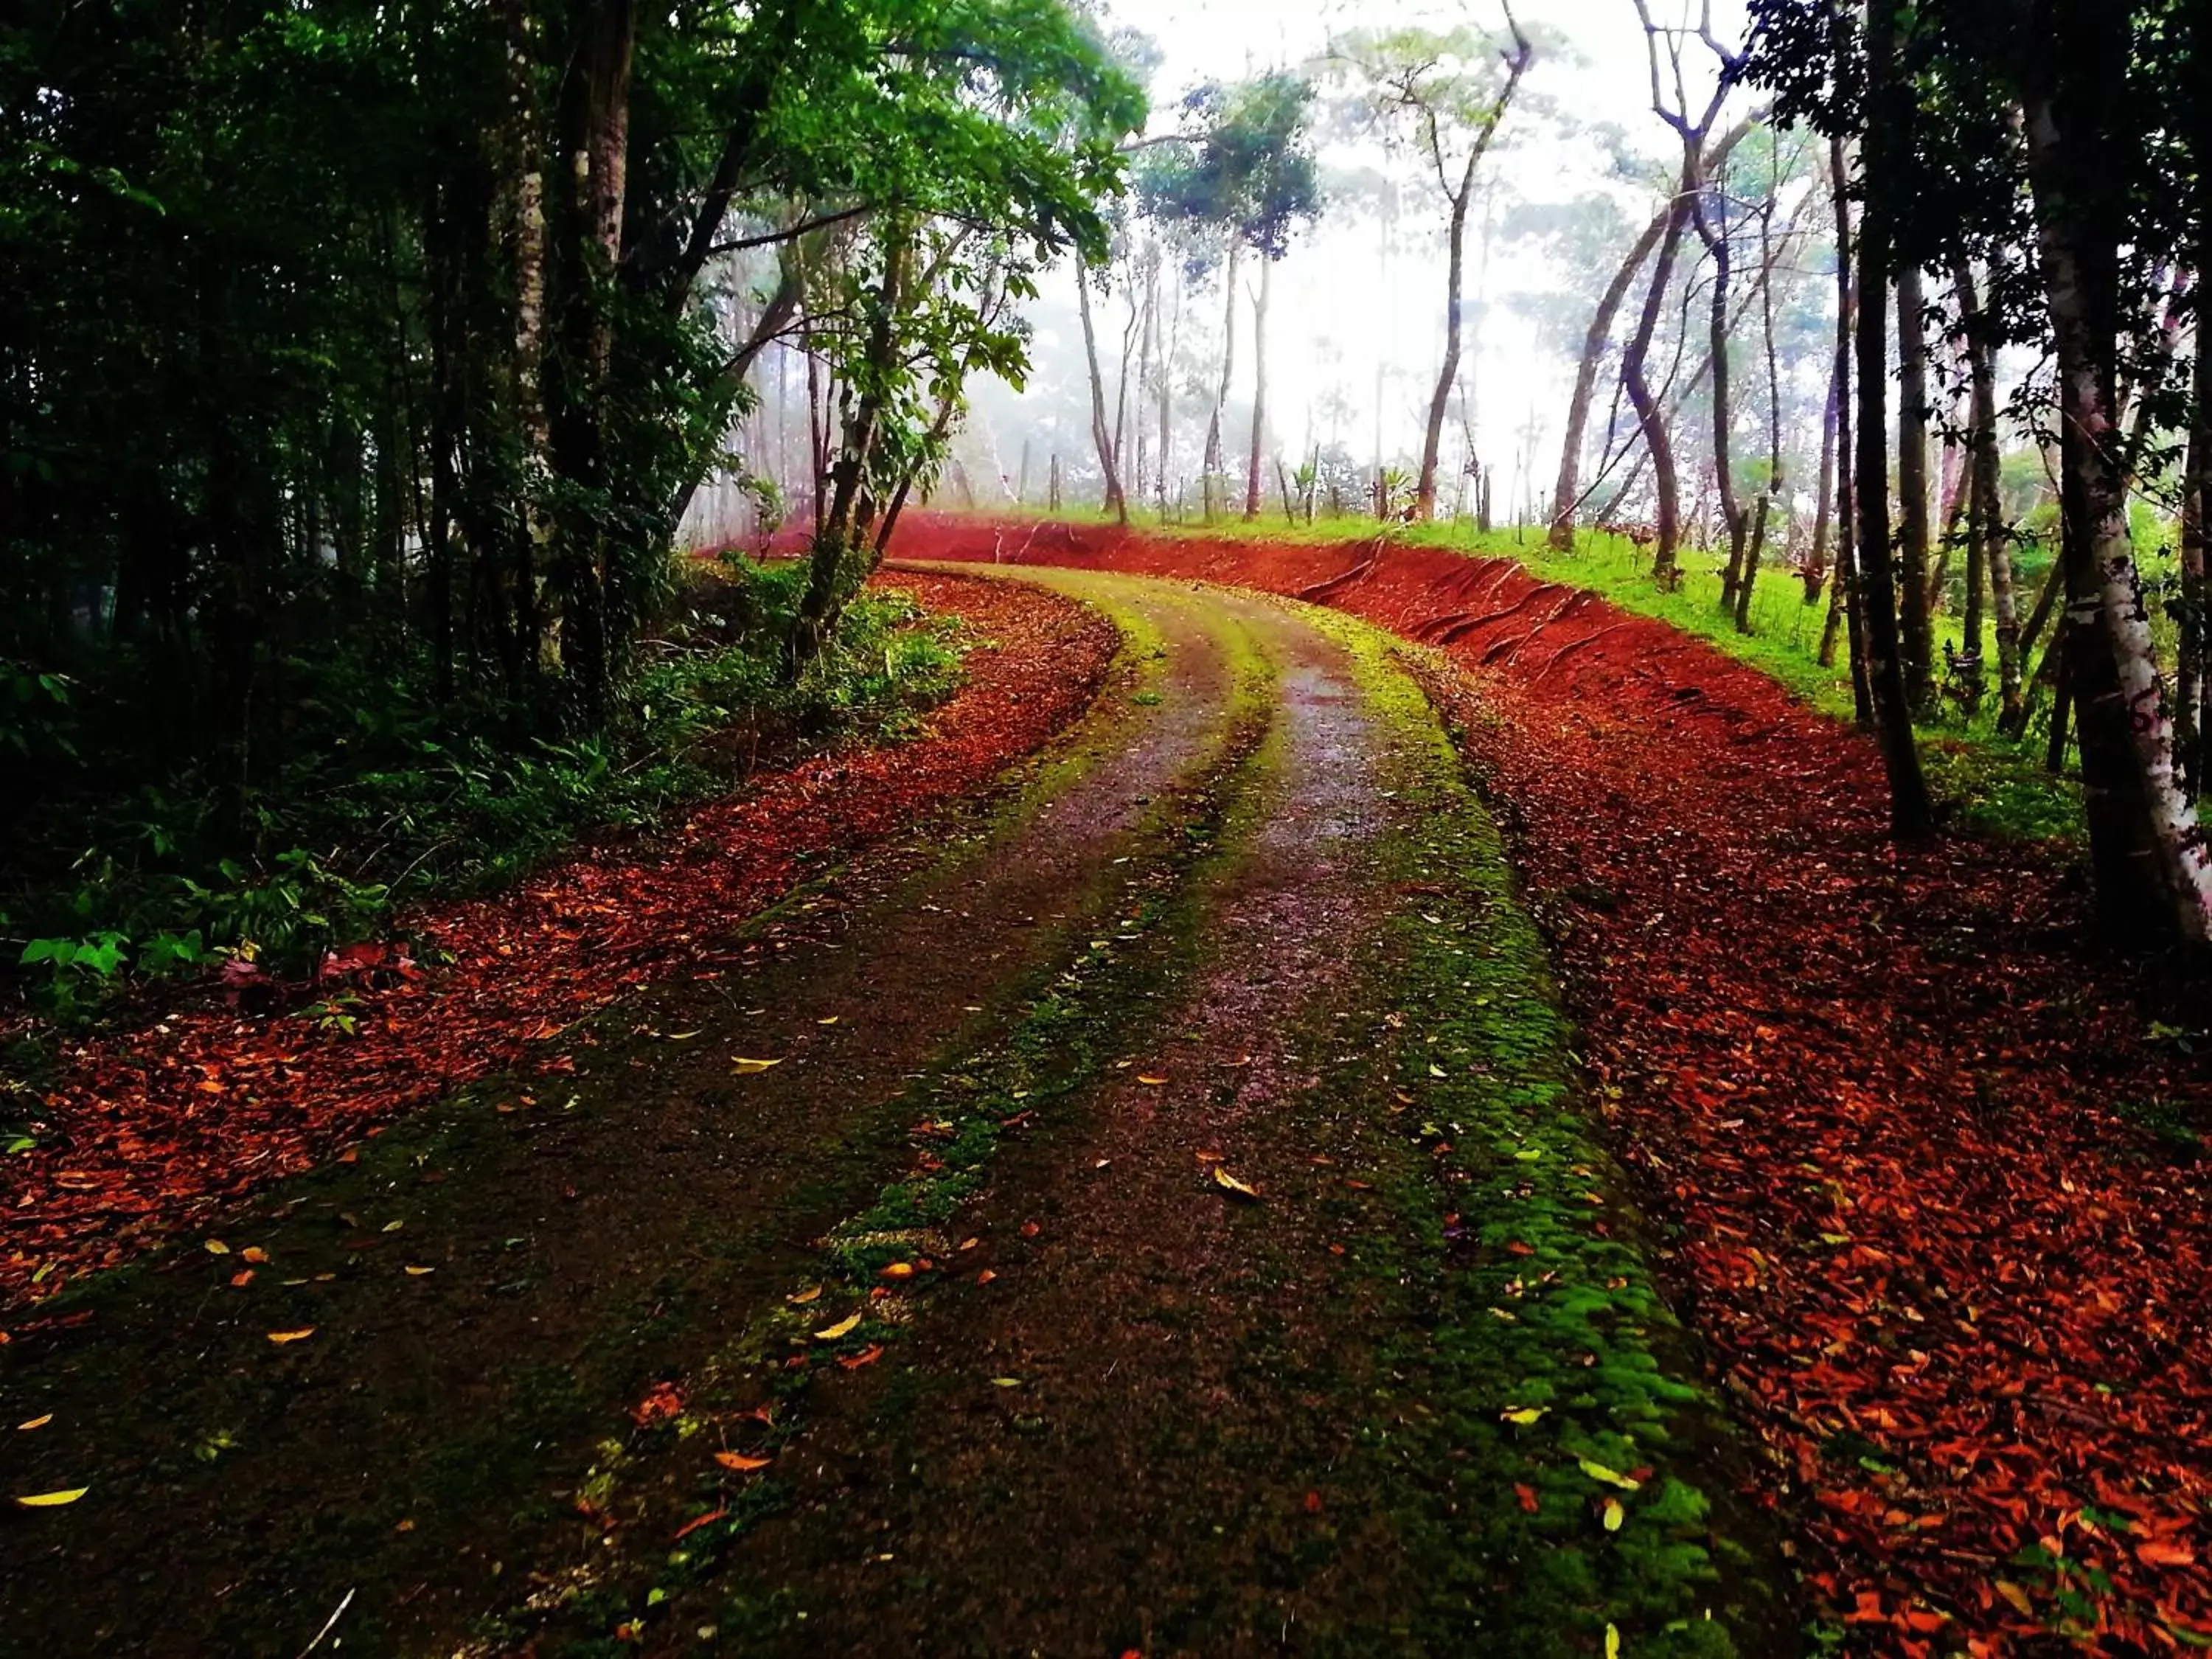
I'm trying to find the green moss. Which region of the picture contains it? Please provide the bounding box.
[1290,604,1790,1657]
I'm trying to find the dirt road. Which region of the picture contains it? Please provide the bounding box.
[0,571,1781,1658]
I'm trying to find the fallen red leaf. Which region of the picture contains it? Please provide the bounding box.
[672,1508,727,1540]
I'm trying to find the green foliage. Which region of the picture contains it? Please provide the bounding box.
[1,0,1134,1015]
[1140,72,1321,262]
[1325,20,1542,187]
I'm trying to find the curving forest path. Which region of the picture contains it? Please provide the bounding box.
[0,571,1780,1658]
[891,519,2212,1655]
[10,531,2209,1656]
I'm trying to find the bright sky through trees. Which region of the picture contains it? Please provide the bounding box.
[964,0,1754,501]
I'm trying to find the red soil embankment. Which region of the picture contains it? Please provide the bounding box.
[894,513,2212,1652]
[1,572,1114,1321]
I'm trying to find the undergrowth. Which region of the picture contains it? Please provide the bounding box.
[2,559,964,1020]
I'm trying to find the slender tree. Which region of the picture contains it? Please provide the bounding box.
[1896,265,1935,707]
[1621,0,1747,585]
[1851,0,1933,835]
[1075,261,1129,522]
[1332,13,1534,521]
[1953,258,2018,719]
[2007,0,2212,944]
[1141,72,1319,524]
[1551,118,1758,552]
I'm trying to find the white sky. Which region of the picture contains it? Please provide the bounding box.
[962,0,1764,515]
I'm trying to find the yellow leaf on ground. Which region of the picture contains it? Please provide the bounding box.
[1578,1458,1641,1492]
[1994,1580,2034,1618]
[990,1377,1022,1388]
[787,1285,822,1304]
[1605,1624,1621,1659]
[1502,1407,1547,1426]
[204,1239,231,1256]
[404,1265,435,1276]
[813,1312,861,1341]
[817,1015,840,1026]
[16,1414,52,1431]
[1602,1497,1625,1532]
[266,1328,317,1345]
[881,1262,914,1279]
[713,1451,771,1472]
[1428,1065,1447,1079]
[664,1030,700,1040]
[1212,1168,1262,1200]
[15,1488,86,1508]
[1137,1074,1168,1086]
[731,1057,782,1074]
[241,1246,270,1264]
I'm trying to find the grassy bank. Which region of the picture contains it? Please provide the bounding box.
[1038,507,2084,846]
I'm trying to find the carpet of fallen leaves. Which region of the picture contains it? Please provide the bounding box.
[894,515,2212,1654]
[0,571,1113,1321]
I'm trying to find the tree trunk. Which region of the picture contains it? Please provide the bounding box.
[2017,1,2212,946]
[1551,205,1667,549]
[1955,258,2011,718]
[1698,178,1749,613]
[1856,0,1933,836]
[1076,262,1127,524]
[1736,189,1785,635]
[2179,199,2210,798]
[791,226,908,672]
[1417,174,1473,522]
[2183,369,2209,802]
[1415,39,1528,521]
[1827,134,1871,723]
[1157,262,1178,516]
[546,0,635,727]
[498,0,551,709]
[1245,255,1271,520]
[1622,184,1693,585]
[1809,364,1838,603]
[1896,265,1935,709]
[1201,238,1240,523]
[1118,265,1148,507]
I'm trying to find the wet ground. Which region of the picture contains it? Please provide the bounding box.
[1,571,1782,1658]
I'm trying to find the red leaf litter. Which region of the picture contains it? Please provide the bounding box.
[894,515,2212,1652]
[1,571,1112,1318]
